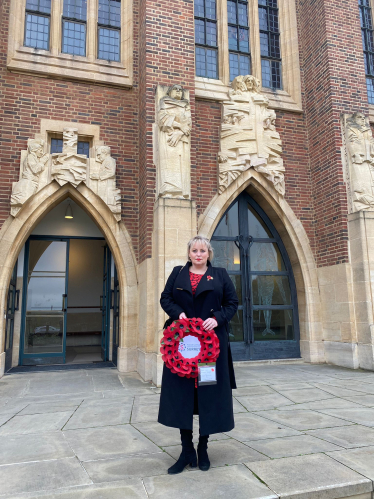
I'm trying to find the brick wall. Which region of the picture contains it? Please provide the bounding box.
[138,0,196,262]
[0,0,140,258]
[297,0,368,267]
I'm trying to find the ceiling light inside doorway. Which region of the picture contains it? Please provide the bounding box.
[65,204,73,219]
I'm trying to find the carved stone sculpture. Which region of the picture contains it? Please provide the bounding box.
[51,128,88,187]
[218,75,285,195]
[344,112,374,212]
[10,125,122,220]
[89,146,121,217]
[154,84,192,199]
[10,139,49,216]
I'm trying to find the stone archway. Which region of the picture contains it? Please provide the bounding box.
[0,181,138,376]
[198,169,323,364]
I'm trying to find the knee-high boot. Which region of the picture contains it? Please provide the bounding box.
[197,433,210,471]
[167,429,197,475]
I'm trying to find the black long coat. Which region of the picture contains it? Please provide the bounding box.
[158,261,239,435]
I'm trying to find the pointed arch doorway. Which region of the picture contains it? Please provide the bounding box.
[211,192,300,361]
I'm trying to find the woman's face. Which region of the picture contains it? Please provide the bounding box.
[189,242,209,266]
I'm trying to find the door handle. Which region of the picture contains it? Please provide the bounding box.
[15,290,20,311]
[100,295,103,311]
[62,294,67,312]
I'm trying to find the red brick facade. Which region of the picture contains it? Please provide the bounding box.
[0,0,372,268]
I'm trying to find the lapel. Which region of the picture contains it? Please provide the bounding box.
[174,262,193,295]
[194,262,215,298]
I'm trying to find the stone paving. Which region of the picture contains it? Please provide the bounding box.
[1,362,374,498]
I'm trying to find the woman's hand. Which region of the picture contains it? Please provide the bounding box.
[179,312,187,319]
[203,318,218,331]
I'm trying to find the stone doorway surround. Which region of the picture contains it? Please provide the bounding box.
[197,169,324,366]
[0,182,138,377]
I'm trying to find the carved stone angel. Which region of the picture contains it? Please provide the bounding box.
[157,84,192,198]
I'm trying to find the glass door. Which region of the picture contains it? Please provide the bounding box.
[4,263,19,372]
[211,193,300,361]
[112,264,119,366]
[101,246,111,361]
[20,238,69,365]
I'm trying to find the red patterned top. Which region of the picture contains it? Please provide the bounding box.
[189,272,204,295]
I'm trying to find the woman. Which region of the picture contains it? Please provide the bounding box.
[158,236,239,474]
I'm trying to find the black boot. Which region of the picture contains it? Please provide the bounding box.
[197,434,210,471]
[167,429,197,475]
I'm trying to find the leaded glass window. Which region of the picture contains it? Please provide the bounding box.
[227,0,251,81]
[98,0,121,61]
[259,0,282,89]
[359,0,374,104]
[24,0,51,50]
[51,138,90,157]
[62,0,87,56]
[195,0,218,79]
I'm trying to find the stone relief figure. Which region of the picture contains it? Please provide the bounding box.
[10,139,49,215]
[10,125,122,221]
[345,112,374,211]
[90,146,121,216]
[218,74,285,195]
[154,84,192,199]
[51,128,88,188]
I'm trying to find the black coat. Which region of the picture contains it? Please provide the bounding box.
[158,261,239,435]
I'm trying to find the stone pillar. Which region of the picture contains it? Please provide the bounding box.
[348,211,374,370]
[151,198,197,385]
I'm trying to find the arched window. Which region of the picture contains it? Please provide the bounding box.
[211,192,300,360]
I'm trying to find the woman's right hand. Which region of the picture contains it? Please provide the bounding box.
[179,312,187,319]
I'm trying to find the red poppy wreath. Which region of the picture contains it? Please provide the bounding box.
[160,317,220,378]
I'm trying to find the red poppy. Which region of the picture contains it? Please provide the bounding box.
[160,317,220,379]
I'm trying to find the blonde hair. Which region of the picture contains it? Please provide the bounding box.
[187,236,214,262]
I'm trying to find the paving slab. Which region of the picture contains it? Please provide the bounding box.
[0,400,29,415]
[63,402,132,430]
[92,375,124,392]
[103,387,155,397]
[26,377,94,396]
[233,385,276,396]
[306,424,374,449]
[0,378,29,397]
[0,432,74,465]
[233,397,248,413]
[312,384,368,398]
[5,479,150,499]
[143,463,277,499]
[274,388,334,404]
[0,413,14,427]
[0,411,74,435]
[0,457,91,497]
[246,434,343,459]
[270,383,315,391]
[164,438,269,467]
[132,419,227,446]
[317,408,374,427]
[341,394,374,407]
[133,394,160,405]
[327,446,374,480]
[83,452,175,482]
[130,403,159,423]
[246,453,372,499]
[63,424,161,461]
[235,393,295,411]
[80,395,134,407]
[19,402,80,415]
[280,398,365,411]
[223,412,302,441]
[256,409,353,430]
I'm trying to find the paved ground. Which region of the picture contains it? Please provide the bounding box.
[1,362,374,498]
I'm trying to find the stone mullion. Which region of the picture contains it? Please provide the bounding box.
[218,0,230,85]
[87,0,98,61]
[248,0,261,84]
[50,0,63,56]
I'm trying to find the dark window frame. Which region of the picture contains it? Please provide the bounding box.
[194,0,219,79]
[24,0,51,51]
[359,0,374,104]
[97,0,121,62]
[227,0,251,81]
[62,0,87,57]
[259,0,282,90]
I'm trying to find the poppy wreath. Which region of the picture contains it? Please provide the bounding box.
[160,317,220,378]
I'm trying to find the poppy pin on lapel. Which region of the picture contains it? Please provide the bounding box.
[207,276,213,280]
